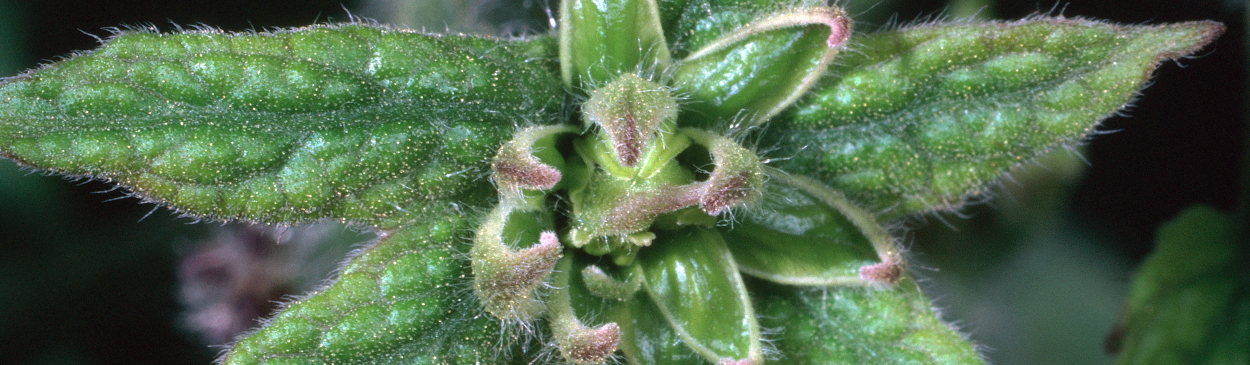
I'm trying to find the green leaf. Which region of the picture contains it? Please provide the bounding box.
[220,214,526,365]
[0,24,563,228]
[754,278,985,364]
[559,0,671,88]
[661,0,797,56]
[719,178,879,286]
[1110,205,1250,365]
[634,228,762,364]
[671,5,849,128]
[560,250,704,365]
[615,288,708,365]
[768,18,1224,218]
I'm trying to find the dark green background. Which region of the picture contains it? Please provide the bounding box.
[0,0,1242,364]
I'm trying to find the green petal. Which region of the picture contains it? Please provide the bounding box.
[718,177,881,286]
[635,228,762,364]
[672,6,849,128]
[754,278,985,364]
[0,24,563,229]
[1110,206,1250,365]
[220,214,527,364]
[559,0,671,89]
[767,18,1224,219]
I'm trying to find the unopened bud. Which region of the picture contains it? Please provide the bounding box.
[492,125,577,200]
[858,257,902,286]
[684,128,763,215]
[556,322,622,365]
[583,74,678,167]
[472,207,563,323]
[581,264,641,301]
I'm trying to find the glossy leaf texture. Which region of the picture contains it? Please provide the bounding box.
[664,0,848,128]
[634,228,762,364]
[0,24,563,228]
[754,278,985,364]
[1109,206,1249,365]
[560,0,671,88]
[221,214,528,365]
[766,18,1224,219]
[719,178,879,286]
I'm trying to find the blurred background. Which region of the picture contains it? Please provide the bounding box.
[0,0,1242,364]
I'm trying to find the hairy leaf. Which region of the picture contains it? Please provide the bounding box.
[754,278,985,364]
[220,214,530,364]
[767,18,1223,218]
[0,24,563,228]
[661,0,847,128]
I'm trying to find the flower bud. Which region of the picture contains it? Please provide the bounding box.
[583,74,678,168]
[491,125,577,202]
[471,206,563,323]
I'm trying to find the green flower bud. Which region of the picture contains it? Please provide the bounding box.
[471,205,562,324]
[583,74,679,168]
[491,125,578,203]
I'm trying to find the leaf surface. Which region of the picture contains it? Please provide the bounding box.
[767,19,1223,218]
[220,214,528,364]
[718,179,879,286]
[0,24,563,228]
[754,278,985,364]
[635,228,762,364]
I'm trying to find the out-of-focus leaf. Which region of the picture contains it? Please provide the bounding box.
[0,24,563,229]
[754,278,985,364]
[768,18,1224,219]
[1110,205,1249,365]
